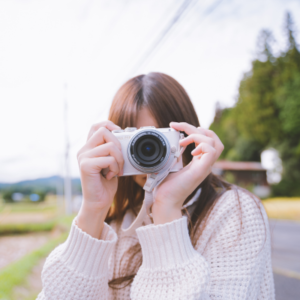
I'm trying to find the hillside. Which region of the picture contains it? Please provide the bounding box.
[0,176,82,195]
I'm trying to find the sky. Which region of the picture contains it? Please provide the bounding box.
[0,0,299,183]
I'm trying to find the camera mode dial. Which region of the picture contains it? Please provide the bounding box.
[125,127,137,132]
[112,129,124,133]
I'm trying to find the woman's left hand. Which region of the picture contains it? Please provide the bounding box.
[152,122,224,225]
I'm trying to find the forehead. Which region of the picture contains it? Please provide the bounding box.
[136,108,159,129]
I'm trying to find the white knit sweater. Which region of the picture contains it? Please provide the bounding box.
[37,189,275,299]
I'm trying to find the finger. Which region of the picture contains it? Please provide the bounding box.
[179,133,215,148]
[199,128,224,156]
[87,120,121,141]
[83,126,122,153]
[196,127,209,136]
[80,142,124,176]
[169,122,199,135]
[80,156,119,180]
[191,142,217,158]
[186,143,217,180]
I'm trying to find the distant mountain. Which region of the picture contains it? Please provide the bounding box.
[0,176,82,194]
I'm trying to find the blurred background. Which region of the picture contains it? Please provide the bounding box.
[0,0,300,299]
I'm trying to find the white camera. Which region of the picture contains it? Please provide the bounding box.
[112,126,184,176]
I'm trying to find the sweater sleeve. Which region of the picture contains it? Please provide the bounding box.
[131,216,211,300]
[36,217,117,300]
[131,190,275,300]
[200,190,275,299]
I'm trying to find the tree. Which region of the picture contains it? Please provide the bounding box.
[210,12,300,196]
[209,104,238,159]
[234,30,281,146]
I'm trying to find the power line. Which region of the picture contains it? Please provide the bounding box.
[127,0,198,77]
[153,0,226,64]
[185,0,225,38]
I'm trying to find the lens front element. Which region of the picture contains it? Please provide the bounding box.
[135,136,163,166]
[141,141,156,157]
[128,129,170,172]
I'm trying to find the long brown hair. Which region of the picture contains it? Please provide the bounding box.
[106,72,235,288]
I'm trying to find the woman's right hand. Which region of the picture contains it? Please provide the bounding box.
[76,120,124,238]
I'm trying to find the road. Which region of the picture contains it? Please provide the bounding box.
[0,232,50,269]
[269,219,300,300]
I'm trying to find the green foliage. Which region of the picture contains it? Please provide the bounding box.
[276,74,300,137]
[210,106,239,159]
[1,189,47,204]
[0,198,58,213]
[210,12,300,196]
[223,172,235,184]
[234,59,281,145]
[226,137,262,162]
[35,191,46,202]
[0,221,56,235]
[2,191,14,203]
[271,178,300,197]
[286,12,297,51]
[0,212,74,235]
[210,105,263,162]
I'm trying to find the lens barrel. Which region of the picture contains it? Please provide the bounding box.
[128,129,170,172]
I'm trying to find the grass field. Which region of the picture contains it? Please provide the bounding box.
[0,195,62,213]
[1,195,300,223]
[0,196,74,299]
[0,196,66,235]
[0,214,74,300]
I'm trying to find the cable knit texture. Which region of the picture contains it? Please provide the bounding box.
[36,189,275,299]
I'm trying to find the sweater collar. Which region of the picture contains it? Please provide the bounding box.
[183,187,202,209]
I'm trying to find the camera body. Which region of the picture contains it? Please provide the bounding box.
[112,126,183,176]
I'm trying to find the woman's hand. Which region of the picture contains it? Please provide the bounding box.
[76,120,124,238]
[152,122,224,225]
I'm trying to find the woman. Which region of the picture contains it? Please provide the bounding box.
[37,73,275,299]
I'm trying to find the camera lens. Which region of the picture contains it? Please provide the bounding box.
[141,142,155,157]
[139,139,158,159]
[135,136,163,166]
[129,130,169,170]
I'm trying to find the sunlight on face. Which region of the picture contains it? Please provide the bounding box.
[132,107,159,188]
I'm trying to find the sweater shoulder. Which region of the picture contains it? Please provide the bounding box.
[196,188,269,253]
[210,188,265,222]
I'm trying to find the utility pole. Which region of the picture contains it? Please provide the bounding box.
[64,82,72,215]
